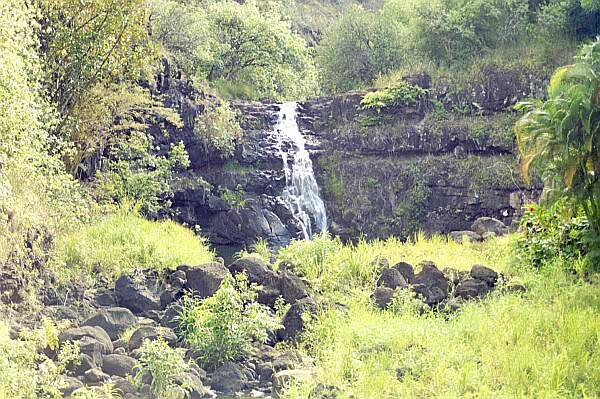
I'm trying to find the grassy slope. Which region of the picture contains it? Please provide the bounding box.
[279,235,600,398]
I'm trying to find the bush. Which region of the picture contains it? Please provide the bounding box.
[360,80,428,112]
[515,202,590,273]
[177,273,280,369]
[95,131,190,217]
[49,209,214,283]
[194,100,243,158]
[134,338,193,399]
[317,5,404,93]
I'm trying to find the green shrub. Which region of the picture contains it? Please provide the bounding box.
[361,81,428,112]
[95,131,190,217]
[49,209,214,283]
[515,202,590,273]
[177,273,280,369]
[134,338,192,399]
[194,100,243,158]
[71,385,123,399]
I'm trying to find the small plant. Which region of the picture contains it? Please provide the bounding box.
[236,238,272,264]
[177,273,281,369]
[219,185,247,210]
[361,81,428,113]
[388,289,424,316]
[134,338,192,399]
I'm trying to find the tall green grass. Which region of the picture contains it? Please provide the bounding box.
[49,209,214,283]
[280,235,600,398]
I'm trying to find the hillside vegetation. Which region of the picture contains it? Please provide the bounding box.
[1,0,600,398]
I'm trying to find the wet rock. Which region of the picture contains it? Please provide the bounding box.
[454,279,490,299]
[83,307,137,340]
[115,275,161,314]
[184,262,229,298]
[471,217,508,236]
[392,262,415,283]
[279,297,318,340]
[470,265,498,287]
[372,287,395,309]
[377,268,407,290]
[128,325,177,350]
[210,362,248,393]
[449,231,482,243]
[102,354,137,378]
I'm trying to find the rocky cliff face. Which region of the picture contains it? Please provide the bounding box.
[150,63,542,246]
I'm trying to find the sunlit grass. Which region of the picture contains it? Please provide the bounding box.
[280,235,600,398]
[49,209,214,284]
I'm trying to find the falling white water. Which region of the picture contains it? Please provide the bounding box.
[275,102,328,239]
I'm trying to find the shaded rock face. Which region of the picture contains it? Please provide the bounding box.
[148,62,543,244]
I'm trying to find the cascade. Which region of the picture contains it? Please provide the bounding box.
[275,102,328,239]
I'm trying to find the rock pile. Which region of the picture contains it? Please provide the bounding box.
[372,260,524,311]
[13,257,319,398]
[449,216,510,243]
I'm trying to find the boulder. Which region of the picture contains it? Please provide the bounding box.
[84,368,110,384]
[102,354,137,378]
[229,257,278,287]
[372,287,395,309]
[277,270,310,304]
[161,303,181,330]
[66,353,96,377]
[184,262,229,298]
[279,297,318,340]
[272,350,303,372]
[210,361,248,393]
[59,326,113,356]
[470,265,498,287]
[411,284,447,306]
[471,217,508,236]
[449,231,482,243]
[58,376,84,397]
[174,372,209,399]
[392,262,415,283]
[412,262,448,305]
[454,279,490,299]
[82,307,137,340]
[115,276,161,314]
[377,268,407,289]
[128,326,177,350]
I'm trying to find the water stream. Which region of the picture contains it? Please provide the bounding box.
[275,102,328,239]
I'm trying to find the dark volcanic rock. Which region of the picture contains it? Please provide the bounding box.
[455,279,490,299]
[83,307,137,340]
[102,354,137,378]
[184,262,229,298]
[59,326,113,356]
[210,362,249,393]
[470,264,498,287]
[392,262,415,283]
[229,257,278,286]
[115,276,161,314]
[372,287,395,309]
[413,262,448,305]
[471,217,509,236]
[128,325,177,350]
[279,297,318,340]
[377,268,407,289]
[277,269,310,304]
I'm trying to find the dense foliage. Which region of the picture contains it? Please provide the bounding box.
[177,273,280,369]
[515,38,600,268]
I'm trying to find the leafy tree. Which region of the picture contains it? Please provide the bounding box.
[38,0,150,127]
[515,39,600,260]
[317,5,404,93]
[149,0,317,100]
[194,99,243,158]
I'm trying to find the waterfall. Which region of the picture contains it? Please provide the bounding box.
[275,102,328,239]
